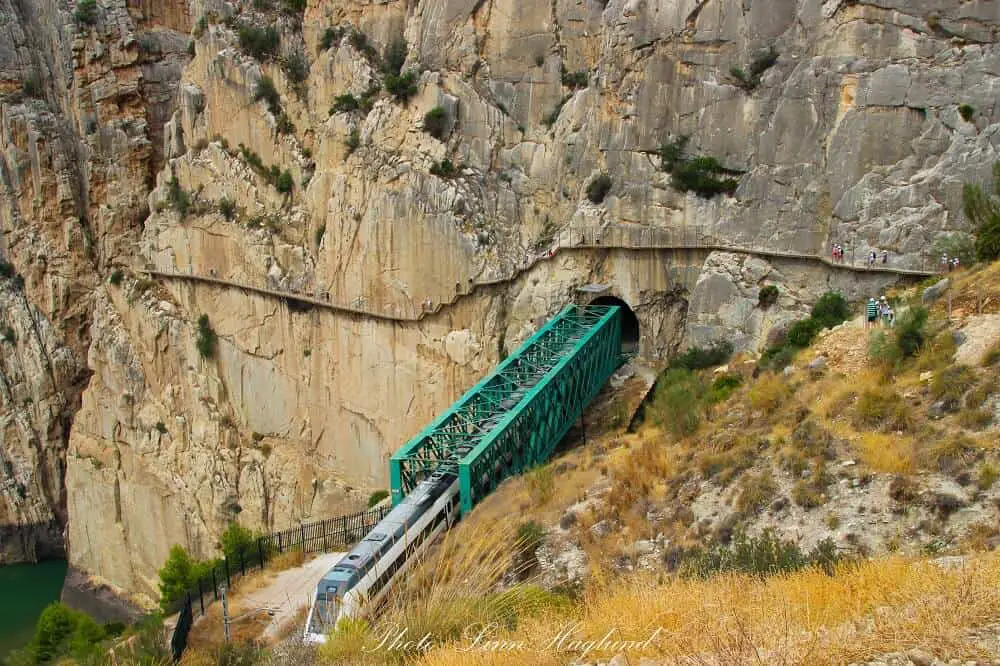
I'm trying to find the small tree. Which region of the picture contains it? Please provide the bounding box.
[963,162,1000,262]
[423,106,448,139]
[276,170,294,194]
[218,197,236,220]
[220,522,257,560]
[383,39,407,76]
[810,291,850,329]
[157,546,198,612]
[196,314,217,359]
[74,0,98,26]
[758,285,779,308]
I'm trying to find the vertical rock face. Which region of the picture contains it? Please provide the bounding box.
[0,0,997,599]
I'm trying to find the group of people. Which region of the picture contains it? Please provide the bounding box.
[867,250,889,267]
[865,295,895,329]
[940,254,961,272]
[830,245,890,267]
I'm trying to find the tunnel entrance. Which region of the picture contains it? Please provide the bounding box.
[590,295,640,354]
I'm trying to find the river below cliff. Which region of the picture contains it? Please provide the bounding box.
[0,560,67,657]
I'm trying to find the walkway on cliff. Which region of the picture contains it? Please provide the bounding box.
[145,223,936,323]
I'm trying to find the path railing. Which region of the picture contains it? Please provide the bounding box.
[147,221,937,326]
[168,504,390,662]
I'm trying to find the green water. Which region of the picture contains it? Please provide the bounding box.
[0,560,68,658]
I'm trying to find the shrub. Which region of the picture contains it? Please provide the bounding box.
[787,317,821,348]
[867,330,901,368]
[978,463,999,491]
[758,285,779,308]
[281,0,306,14]
[658,136,689,173]
[1,327,15,344]
[735,472,777,515]
[792,464,830,508]
[166,176,190,218]
[385,70,418,102]
[430,159,458,178]
[706,372,743,404]
[748,374,789,414]
[282,51,309,85]
[109,269,124,286]
[320,26,343,51]
[348,29,377,60]
[28,602,107,663]
[218,197,236,220]
[669,341,733,370]
[275,170,294,194]
[682,530,836,579]
[930,364,976,410]
[74,0,98,26]
[958,104,975,122]
[238,25,280,61]
[670,155,739,198]
[759,343,797,371]
[383,39,407,76]
[561,66,588,89]
[344,128,360,156]
[0,260,14,278]
[158,546,214,612]
[963,162,1000,262]
[648,368,704,436]
[330,93,360,114]
[193,15,207,38]
[854,387,913,432]
[367,489,389,507]
[515,521,545,558]
[155,422,167,434]
[423,106,449,139]
[895,306,928,357]
[275,112,295,135]
[810,291,850,329]
[196,314,217,359]
[22,75,43,98]
[586,174,612,204]
[220,522,259,561]
[254,76,281,114]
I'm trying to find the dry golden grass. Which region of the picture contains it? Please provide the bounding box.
[267,548,306,572]
[414,552,1000,666]
[748,373,790,415]
[853,432,917,474]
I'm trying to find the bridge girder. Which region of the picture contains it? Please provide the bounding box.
[390,304,623,514]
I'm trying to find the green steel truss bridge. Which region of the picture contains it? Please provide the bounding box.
[390,304,624,514]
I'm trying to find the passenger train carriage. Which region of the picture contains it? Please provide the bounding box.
[303,470,459,643]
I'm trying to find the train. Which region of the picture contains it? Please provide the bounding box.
[303,470,460,643]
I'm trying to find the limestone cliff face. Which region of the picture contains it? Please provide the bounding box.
[0,0,997,598]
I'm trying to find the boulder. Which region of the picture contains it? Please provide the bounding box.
[921,278,950,303]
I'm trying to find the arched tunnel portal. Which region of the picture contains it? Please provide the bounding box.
[589,295,640,355]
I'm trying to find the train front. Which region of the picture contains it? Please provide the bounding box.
[303,569,354,644]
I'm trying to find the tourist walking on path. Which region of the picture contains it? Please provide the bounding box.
[881,250,888,265]
[866,297,878,329]
[879,296,890,328]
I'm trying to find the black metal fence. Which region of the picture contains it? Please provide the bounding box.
[169,504,390,661]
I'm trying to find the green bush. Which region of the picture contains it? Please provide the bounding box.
[895,306,928,357]
[787,318,822,348]
[515,521,545,557]
[810,292,850,329]
[74,0,98,25]
[561,66,588,89]
[348,29,378,61]
[196,314,217,359]
[367,489,390,507]
[109,269,124,286]
[963,162,1000,262]
[155,421,167,434]
[682,530,837,578]
[669,341,733,370]
[282,51,309,84]
[220,522,259,560]
[658,136,689,173]
[758,285,779,308]
[586,174,612,204]
[671,156,739,198]
[729,48,778,92]
[648,368,705,436]
[958,104,975,122]
[166,176,190,218]
[385,70,418,102]
[281,0,306,14]
[218,197,237,220]
[706,372,743,404]
[1,326,15,344]
[276,170,294,193]
[158,545,215,612]
[275,112,295,135]
[27,602,108,663]
[238,25,280,61]
[254,76,281,114]
[0,260,14,278]
[22,75,43,99]
[320,26,343,51]
[345,128,360,156]
[330,93,360,114]
[383,39,407,76]
[430,159,458,178]
[423,106,449,139]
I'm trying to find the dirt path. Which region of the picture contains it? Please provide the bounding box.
[235,551,345,641]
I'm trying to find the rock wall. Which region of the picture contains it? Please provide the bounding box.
[0,0,997,600]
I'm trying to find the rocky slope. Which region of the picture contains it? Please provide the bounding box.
[0,0,998,602]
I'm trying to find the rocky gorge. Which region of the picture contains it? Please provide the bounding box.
[0,0,997,607]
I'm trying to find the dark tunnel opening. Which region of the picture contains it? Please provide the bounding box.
[590,295,639,354]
